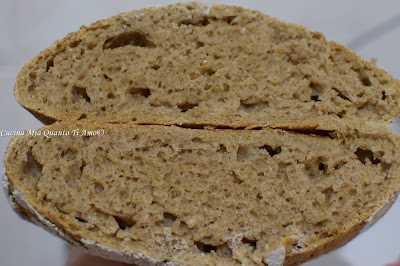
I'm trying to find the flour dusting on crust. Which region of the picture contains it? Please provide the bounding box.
[2,173,17,210]
[263,246,285,266]
[360,191,399,234]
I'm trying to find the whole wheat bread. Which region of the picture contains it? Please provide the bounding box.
[5,121,400,265]
[14,2,400,130]
[5,2,400,266]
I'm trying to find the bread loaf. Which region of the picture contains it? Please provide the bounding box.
[5,2,400,265]
[14,2,400,130]
[5,121,400,265]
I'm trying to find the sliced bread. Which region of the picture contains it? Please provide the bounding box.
[14,2,400,130]
[7,2,400,265]
[4,121,400,265]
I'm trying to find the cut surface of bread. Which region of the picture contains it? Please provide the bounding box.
[5,121,400,265]
[14,2,400,129]
[7,2,400,265]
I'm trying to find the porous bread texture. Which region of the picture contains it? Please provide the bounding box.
[5,121,400,265]
[3,174,173,266]
[7,1,400,265]
[14,2,400,130]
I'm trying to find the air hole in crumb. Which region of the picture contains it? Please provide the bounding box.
[350,188,357,196]
[260,145,281,157]
[70,40,81,48]
[78,114,87,120]
[216,244,232,258]
[310,82,322,102]
[128,87,151,99]
[87,42,96,50]
[103,32,155,49]
[179,16,209,27]
[113,216,136,230]
[240,101,270,112]
[80,160,86,174]
[337,111,346,118]
[107,92,115,99]
[293,243,303,250]
[314,219,328,228]
[103,74,112,81]
[381,162,391,175]
[334,162,346,170]
[382,91,387,100]
[318,162,327,174]
[242,238,257,251]
[320,232,334,239]
[361,77,372,86]
[195,242,217,253]
[75,217,86,223]
[72,85,91,103]
[178,102,199,112]
[322,186,333,201]
[223,16,237,25]
[353,67,373,87]
[162,212,177,227]
[231,172,243,184]
[23,151,43,179]
[355,148,380,165]
[94,182,104,193]
[217,144,227,154]
[191,137,203,143]
[28,72,37,91]
[332,87,351,102]
[151,65,160,70]
[101,106,106,111]
[61,148,77,161]
[196,41,205,48]
[279,221,292,230]
[237,146,247,161]
[201,68,216,76]
[46,58,54,72]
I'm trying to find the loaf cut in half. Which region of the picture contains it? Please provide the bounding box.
[5,121,400,265]
[14,2,400,130]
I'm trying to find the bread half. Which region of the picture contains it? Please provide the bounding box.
[5,121,400,265]
[14,2,400,130]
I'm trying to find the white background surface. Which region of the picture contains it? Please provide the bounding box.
[1,1,400,265]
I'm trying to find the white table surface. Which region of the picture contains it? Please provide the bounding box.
[1,1,400,265]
